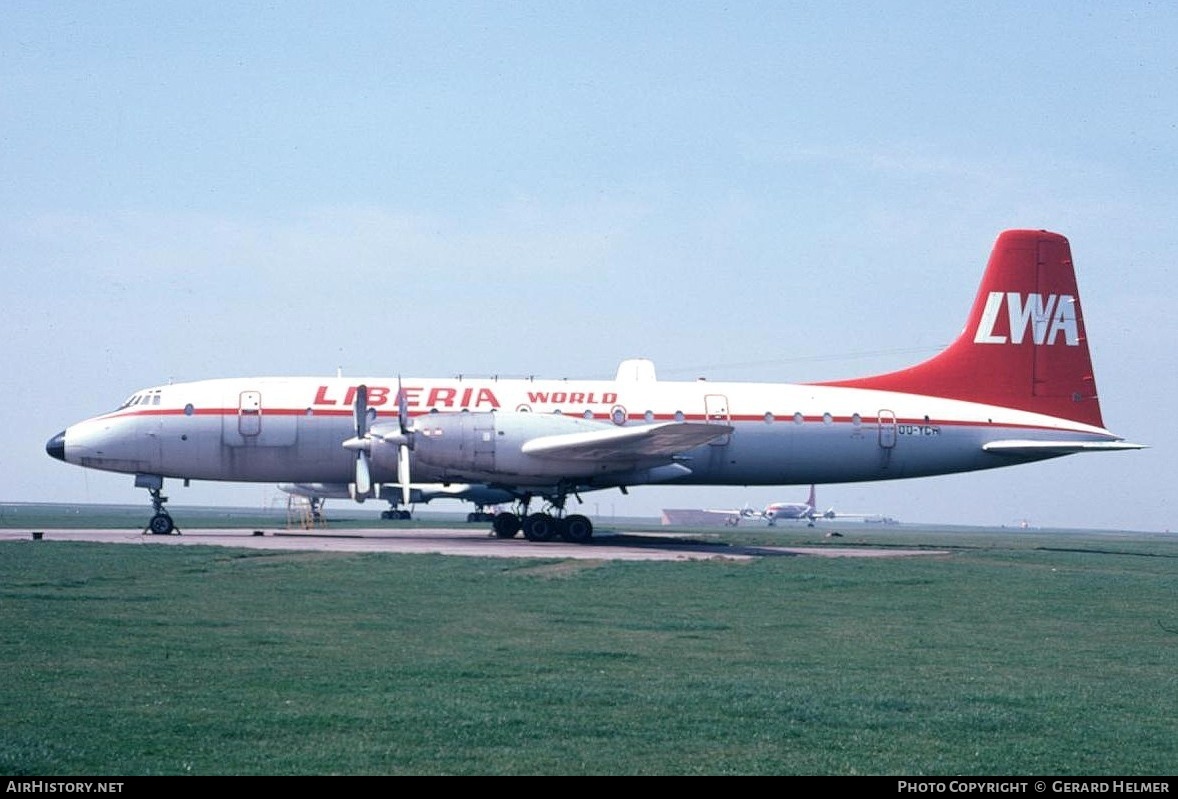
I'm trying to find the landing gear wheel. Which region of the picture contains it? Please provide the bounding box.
[492,512,521,539]
[141,484,180,535]
[561,514,593,543]
[522,513,558,542]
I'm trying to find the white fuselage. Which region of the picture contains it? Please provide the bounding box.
[55,371,1118,492]
[763,503,813,520]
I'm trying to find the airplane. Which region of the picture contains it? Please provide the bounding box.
[667,484,868,527]
[714,485,878,527]
[749,485,854,526]
[46,229,1144,543]
[277,481,514,521]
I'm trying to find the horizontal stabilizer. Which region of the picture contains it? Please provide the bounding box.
[521,421,732,461]
[983,440,1147,456]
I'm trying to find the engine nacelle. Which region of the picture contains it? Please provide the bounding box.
[369,411,656,486]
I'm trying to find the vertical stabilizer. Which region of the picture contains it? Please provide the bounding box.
[816,230,1105,429]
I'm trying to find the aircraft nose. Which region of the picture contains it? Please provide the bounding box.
[46,431,66,461]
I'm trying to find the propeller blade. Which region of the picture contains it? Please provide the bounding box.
[398,443,411,505]
[397,376,409,434]
[351,384,371,500]
[394,376,413,504]
[354,384,369,438]
[355,450,372,499]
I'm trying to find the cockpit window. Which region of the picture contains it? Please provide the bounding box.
[116,391,162,411]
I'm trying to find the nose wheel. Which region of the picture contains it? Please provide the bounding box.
[142,487,181,536]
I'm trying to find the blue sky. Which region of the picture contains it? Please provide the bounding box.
[4,2,1175,530]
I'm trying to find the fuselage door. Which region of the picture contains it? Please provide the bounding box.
[704,394,731,446]
[878,409,897,449]
[239,391,262,437]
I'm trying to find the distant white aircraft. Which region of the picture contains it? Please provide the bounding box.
[737,485,879,527]
[278,481,513,522]
[692,485,881,527]
[47,229,1144,542]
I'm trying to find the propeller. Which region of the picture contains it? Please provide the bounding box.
[342,384,372,500]
[341,379,414,504]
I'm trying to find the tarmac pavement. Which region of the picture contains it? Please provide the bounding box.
[0,526,948,561]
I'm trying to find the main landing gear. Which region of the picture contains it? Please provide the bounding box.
[136,475,181,536]
[490,496,594,543]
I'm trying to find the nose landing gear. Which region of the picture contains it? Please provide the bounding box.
[136,474,181,535]
[144,488,180,535]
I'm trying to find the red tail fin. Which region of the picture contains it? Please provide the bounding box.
[816,230,1105,429]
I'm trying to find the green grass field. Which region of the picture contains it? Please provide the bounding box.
[1,510,1175,775]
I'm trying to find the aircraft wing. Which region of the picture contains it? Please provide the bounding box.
[983,440,1147,456]
[520,421,733,461]
[694,505,761,518]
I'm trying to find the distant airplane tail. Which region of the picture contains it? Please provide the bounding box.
[816,230,1106,429]
[805,484,816,514]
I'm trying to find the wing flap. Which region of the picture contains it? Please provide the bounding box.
[521,421,733,461]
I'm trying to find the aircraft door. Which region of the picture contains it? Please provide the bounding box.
[239,391,262,437]
[223,390,298,447]
[878,410,897,449]
[704,394,731,446]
